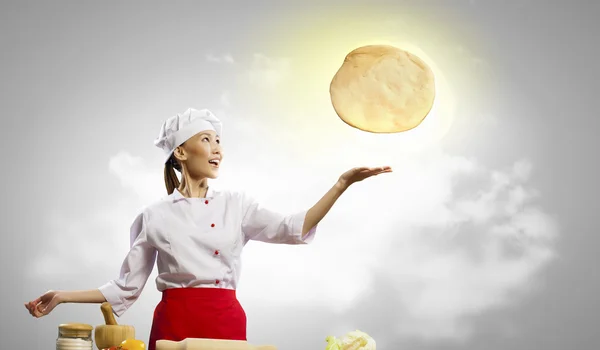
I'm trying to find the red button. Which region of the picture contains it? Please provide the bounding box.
[205,200,209,204]
[215,279,220,285]
[214,250,219,255]
[211,223,215,227]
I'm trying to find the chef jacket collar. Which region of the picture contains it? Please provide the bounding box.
[170,186,215,202]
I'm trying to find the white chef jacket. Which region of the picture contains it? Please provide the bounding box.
[98,187,317,317]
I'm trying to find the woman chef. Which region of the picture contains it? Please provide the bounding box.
[25,108,392,349]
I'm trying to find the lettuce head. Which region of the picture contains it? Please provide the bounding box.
[325,330,375,350]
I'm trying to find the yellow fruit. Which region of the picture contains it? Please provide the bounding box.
[120,339,146,350]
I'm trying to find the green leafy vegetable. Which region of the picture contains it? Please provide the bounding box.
[325,335,342,350]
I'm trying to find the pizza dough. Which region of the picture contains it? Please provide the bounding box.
[330,45,436,133]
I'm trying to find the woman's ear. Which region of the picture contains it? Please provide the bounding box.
[173,146,187,162]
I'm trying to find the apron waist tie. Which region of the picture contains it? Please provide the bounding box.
[161,287,237,301]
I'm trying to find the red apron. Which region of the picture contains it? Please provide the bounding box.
[148,287,247,350]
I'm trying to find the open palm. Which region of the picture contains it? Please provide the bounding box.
[338,166,392,188]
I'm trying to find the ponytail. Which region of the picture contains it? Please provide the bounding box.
[164,154,181,195]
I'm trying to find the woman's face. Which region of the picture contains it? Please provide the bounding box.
[177,130,222,179]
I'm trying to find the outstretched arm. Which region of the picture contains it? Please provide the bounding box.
[241,166,391,245]
[25,289,106,318]
[60,289,107,303]
[302,166,392,237]
[302,181,346,238]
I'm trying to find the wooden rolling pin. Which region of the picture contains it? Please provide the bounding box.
[155,338,277,350]
[95,302,136,350]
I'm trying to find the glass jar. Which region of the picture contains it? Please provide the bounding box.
[56,323,93,350]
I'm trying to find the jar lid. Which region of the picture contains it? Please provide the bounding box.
[58,323,93,338]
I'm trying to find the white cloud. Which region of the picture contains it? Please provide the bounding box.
[246,53,291,88]
[30,120,558,344]
[344,156,558,341]
[205,53,235,64]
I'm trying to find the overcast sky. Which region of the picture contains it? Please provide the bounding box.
[2,1,599,349]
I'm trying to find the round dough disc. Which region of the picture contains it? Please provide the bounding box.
[330,45,436,133]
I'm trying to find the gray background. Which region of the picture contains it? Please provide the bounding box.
[2,0,599,349]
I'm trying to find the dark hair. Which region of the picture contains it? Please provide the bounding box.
[164,153,181,195]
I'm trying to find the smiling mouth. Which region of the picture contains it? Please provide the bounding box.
[208,159,220,168]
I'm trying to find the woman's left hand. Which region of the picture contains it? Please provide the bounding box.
[337,166,393,189]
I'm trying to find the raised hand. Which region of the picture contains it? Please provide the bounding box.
[337,166,392,189]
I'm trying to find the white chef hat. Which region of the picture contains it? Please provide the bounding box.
[154,108,222,163]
